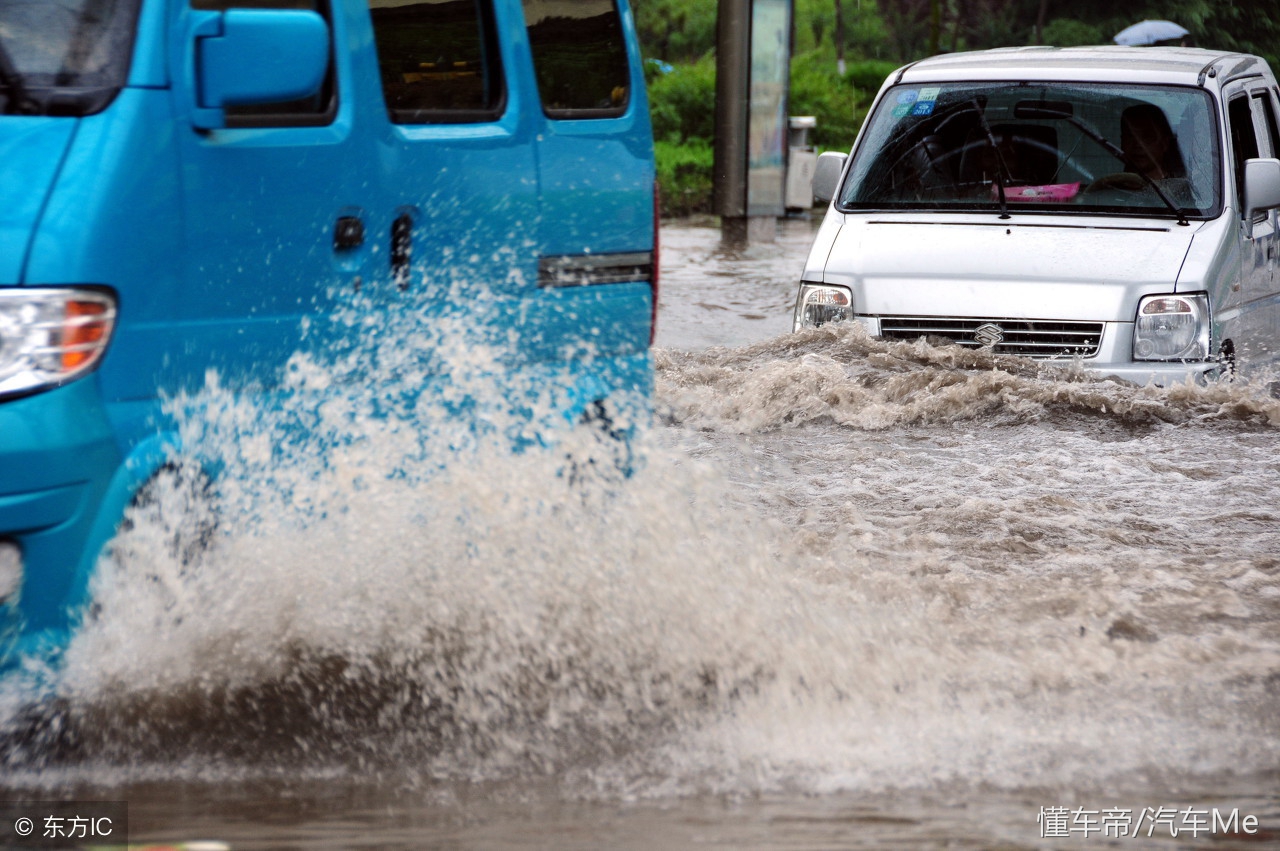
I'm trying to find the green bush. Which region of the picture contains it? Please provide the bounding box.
[646,57,716,144]
[654,139,713,218]
[788,51,864,150]
[648,59,717,216]
[786,54,898,150]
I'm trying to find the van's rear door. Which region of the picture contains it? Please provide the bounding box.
[521,0,656,354]
[364,0,540,311]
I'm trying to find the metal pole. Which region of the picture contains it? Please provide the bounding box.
[713,0,751,220]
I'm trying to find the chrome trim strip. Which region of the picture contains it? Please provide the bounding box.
[538,252,654,288]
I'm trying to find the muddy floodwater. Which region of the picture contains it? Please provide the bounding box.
[1,217,1278,849]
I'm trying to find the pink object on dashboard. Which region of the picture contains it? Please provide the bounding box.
[996,182,1081,202]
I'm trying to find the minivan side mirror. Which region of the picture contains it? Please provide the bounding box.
[189,9,330,130]
[812,151,848,204]
[1244,157,1280,218]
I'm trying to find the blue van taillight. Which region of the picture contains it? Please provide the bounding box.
[651,181,661,345]
[0,289,117,399]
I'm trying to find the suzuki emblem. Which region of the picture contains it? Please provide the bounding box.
[973,323,1004,347]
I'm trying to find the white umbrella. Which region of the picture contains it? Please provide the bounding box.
[1114,19,1190,46]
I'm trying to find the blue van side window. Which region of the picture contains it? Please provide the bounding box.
[191,0,338,127]
[369,0,506,124]
[521,0,629,118]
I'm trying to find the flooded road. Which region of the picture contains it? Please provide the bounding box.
[2,217,1278,849]
[653,216,813,349]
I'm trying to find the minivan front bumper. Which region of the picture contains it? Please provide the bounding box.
[0,380,120,660]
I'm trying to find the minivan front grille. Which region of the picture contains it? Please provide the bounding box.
[876,316,1103,358]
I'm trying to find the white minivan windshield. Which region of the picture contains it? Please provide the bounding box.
[840,82,1221,220]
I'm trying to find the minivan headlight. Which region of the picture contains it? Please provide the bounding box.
[794,282,853,332]
[0,289,117,399]
[1133,293,1209,362]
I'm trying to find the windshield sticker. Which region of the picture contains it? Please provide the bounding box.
[893,90,921,118]
[897,86,939,117]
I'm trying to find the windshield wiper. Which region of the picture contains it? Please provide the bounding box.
[0,40,37,115]
[972,99,1011,220]
[1016,104,1190,226]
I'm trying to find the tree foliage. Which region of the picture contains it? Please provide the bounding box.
[634,0,1280,67]
[647,57,717,144]
[633,0,718,62]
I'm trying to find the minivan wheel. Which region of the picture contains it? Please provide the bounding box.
[121,463,219,570]
[560,400,635,487]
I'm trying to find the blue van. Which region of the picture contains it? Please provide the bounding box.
[0,0,657,668]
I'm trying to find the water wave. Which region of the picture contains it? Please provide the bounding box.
[656,323,1280,432]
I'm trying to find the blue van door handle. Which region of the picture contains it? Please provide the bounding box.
[391,214,412,290]
[334,215,364,250]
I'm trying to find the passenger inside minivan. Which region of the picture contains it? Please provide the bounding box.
[1086,102,1194,204]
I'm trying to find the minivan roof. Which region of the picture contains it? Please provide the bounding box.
[896,46,1267,88]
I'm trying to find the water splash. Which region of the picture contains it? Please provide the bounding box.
[1,320,1276,804]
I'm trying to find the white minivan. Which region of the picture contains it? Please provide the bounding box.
[794,46,1280,385]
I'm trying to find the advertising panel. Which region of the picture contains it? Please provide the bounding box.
[746,0,791,216]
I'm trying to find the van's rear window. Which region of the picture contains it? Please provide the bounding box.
[369,0,506,124]
[522,0,630,119]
